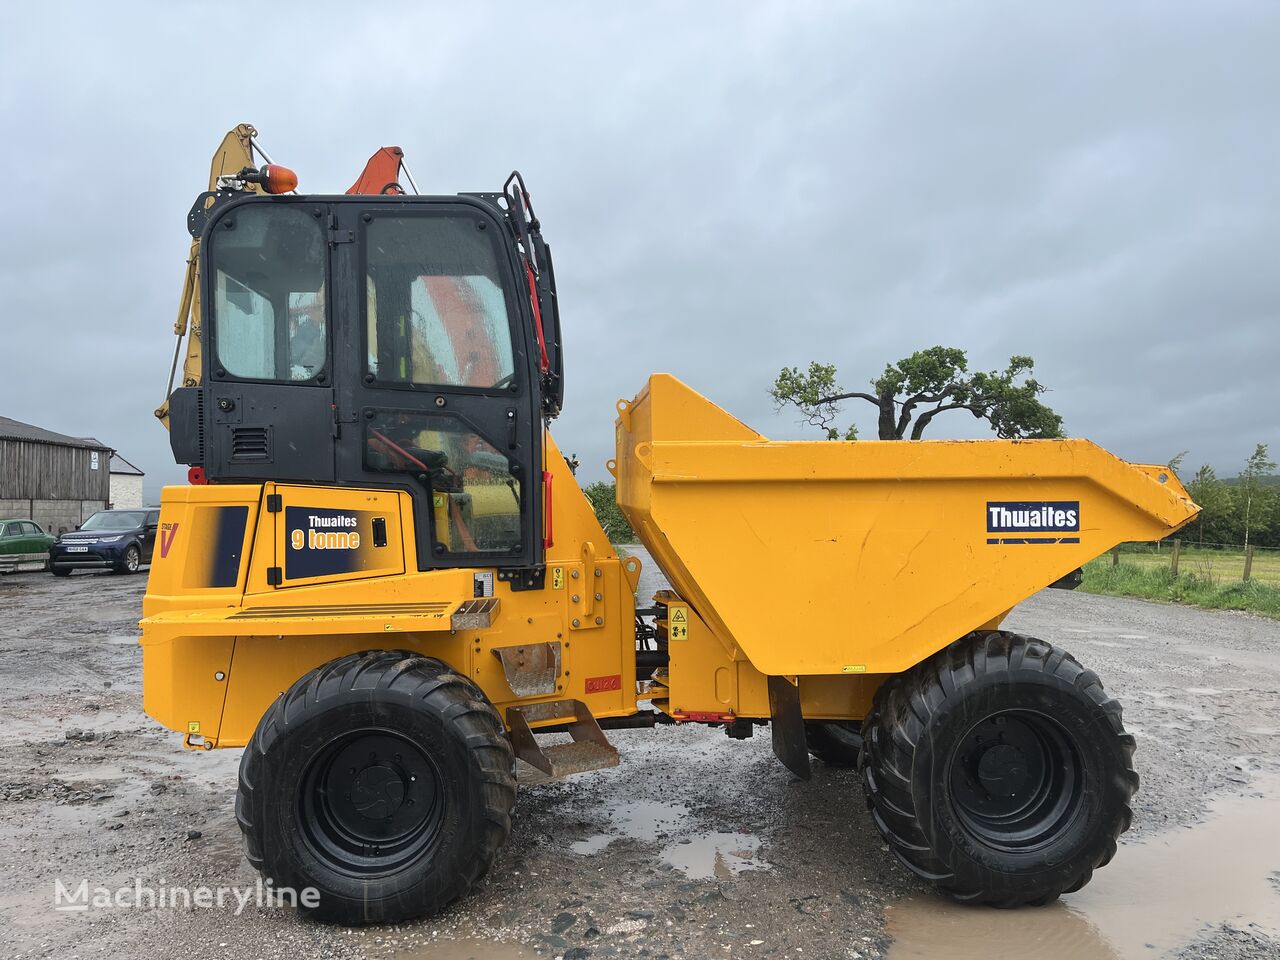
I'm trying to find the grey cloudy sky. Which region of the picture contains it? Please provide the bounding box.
[2,2,1276,499]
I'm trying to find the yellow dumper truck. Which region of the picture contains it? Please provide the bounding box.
[142,127,1200,923]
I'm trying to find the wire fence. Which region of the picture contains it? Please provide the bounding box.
[1098,540,1280,587]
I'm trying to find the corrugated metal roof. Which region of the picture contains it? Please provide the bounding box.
[0,416,113,451]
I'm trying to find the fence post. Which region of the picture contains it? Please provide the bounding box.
[1170,539,1181,576]
[1243,545,1254,583]
[1111,547,1120,567]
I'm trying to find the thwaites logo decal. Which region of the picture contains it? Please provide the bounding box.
[284,506,377,579]
[987,501,1081,545]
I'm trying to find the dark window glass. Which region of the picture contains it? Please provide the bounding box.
[212,205,327,382]
[365,216,516,389]
[81,512,145,531]
[363,411,521,554]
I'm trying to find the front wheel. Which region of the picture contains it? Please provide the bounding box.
[114,545,141,574]
[860,631,1137,907]
[236,651,516,924]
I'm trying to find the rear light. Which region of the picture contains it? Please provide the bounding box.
[188,466,207,485]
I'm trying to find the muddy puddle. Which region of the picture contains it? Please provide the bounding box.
[886,776,1280,959]
[569,797,769,880]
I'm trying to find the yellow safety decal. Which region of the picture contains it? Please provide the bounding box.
[187,721,201,734]
[669,605,689,641]
[841,664,867,674]
[552,566,564,590]
[433,494,444,508]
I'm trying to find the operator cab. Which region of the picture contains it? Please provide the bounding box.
[167,173,563,575]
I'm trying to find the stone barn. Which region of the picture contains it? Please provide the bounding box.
[0,416,113,534]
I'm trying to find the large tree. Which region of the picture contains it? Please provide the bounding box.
[771,347,1063,441]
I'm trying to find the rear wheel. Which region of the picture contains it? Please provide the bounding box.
[236,650,516,924]
[805,720,862,767]
[115,545,141,574]
[859,631,1137,907]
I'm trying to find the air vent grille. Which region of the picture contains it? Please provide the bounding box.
[195,392,205,461]
[230,426,271,462]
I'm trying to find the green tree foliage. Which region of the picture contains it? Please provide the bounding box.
[771,347,1063,441]
[582,481,636,543]
[1184,465,1236,545]
[1177,446,1279,548]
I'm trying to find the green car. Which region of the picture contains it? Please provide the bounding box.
[0,518,57,573]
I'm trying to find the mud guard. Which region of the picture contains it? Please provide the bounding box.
[768,676,812,780]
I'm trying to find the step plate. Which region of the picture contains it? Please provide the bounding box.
[507,700,620,780]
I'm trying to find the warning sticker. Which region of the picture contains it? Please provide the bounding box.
[552,566,564,590]
[668,605,689,641]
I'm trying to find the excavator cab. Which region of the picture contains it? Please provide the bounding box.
[166,174,564,574]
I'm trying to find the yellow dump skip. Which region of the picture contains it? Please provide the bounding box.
[615,375,1199,676]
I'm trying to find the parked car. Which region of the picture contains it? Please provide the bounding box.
[0,519,57,573]
[49,508,160,576]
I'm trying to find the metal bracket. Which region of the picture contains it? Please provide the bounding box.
[498,565,546,591]
[506,700,619,778]
[451,597,499,631]
[493,641,560,696]
[187,189,243,238]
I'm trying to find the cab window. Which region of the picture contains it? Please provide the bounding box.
[211,205,327,382]
[364,215,517,390]
[363,410,521,554]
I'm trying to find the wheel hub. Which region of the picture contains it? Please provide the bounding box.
[976,743,1030,797]
[299,730,442,875]
[351,764,406,820]
[948,709,1082,851]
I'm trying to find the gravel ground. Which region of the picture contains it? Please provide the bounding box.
[0,552,1277,960]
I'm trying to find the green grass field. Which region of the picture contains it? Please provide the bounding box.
[1079,554,1280,620]
[1107,544,1280,587]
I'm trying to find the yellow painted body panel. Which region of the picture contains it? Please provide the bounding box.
[650,591,881,721]
[141,435,640,748]
[615,374,1200,677]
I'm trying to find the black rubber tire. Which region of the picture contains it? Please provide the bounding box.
[236,650,516,924]
[114,545,141,574]
[50,566,71,578]
[805,720,862,767]
[859,631,1137,907]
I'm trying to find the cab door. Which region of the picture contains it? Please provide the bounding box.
[330,201,544,574]
[203,200,337,485]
